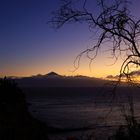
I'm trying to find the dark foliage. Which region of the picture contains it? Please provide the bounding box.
[109,124,140,140]
[0,77,48,140]
[109,97,140,140]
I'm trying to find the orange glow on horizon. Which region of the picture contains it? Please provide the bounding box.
[0,63,121,78]
[0,47,124,78]
[0,59,123,78]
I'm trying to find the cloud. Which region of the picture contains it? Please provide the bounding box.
[106,70,140,79]
[106,74,122,79]
[106,75,115,79]
[130,70,140,76]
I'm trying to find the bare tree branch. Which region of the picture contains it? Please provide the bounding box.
[49,0,140,82]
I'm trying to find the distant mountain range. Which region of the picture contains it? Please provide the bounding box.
[13,71,109,87]
[31,71,62,78]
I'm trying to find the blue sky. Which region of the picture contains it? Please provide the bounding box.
[1,0,140,77]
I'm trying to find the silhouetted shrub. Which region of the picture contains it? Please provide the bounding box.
[0,77,48,140]
[109,97,140,140]
[109,124,140,140]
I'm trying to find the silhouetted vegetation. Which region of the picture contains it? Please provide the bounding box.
[109,97,140,140]
[49,0,140,138]
[0,77,48,140]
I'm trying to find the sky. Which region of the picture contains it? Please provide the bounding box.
[1,0,140,78]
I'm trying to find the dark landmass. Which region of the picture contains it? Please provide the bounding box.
[13,71,108,88]
[0,78,49,140]
[2,73,140,140]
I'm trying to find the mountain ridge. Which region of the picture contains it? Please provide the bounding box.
[19,71,97,79]
[14,71,108,87]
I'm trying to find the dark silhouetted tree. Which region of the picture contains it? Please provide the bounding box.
[0,77,48,140]
[50,0,140,83]
[50,1,140,139]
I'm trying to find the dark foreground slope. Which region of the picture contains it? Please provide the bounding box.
[0,78,48,140]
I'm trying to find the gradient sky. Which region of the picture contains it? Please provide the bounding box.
[1,0,140,78]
